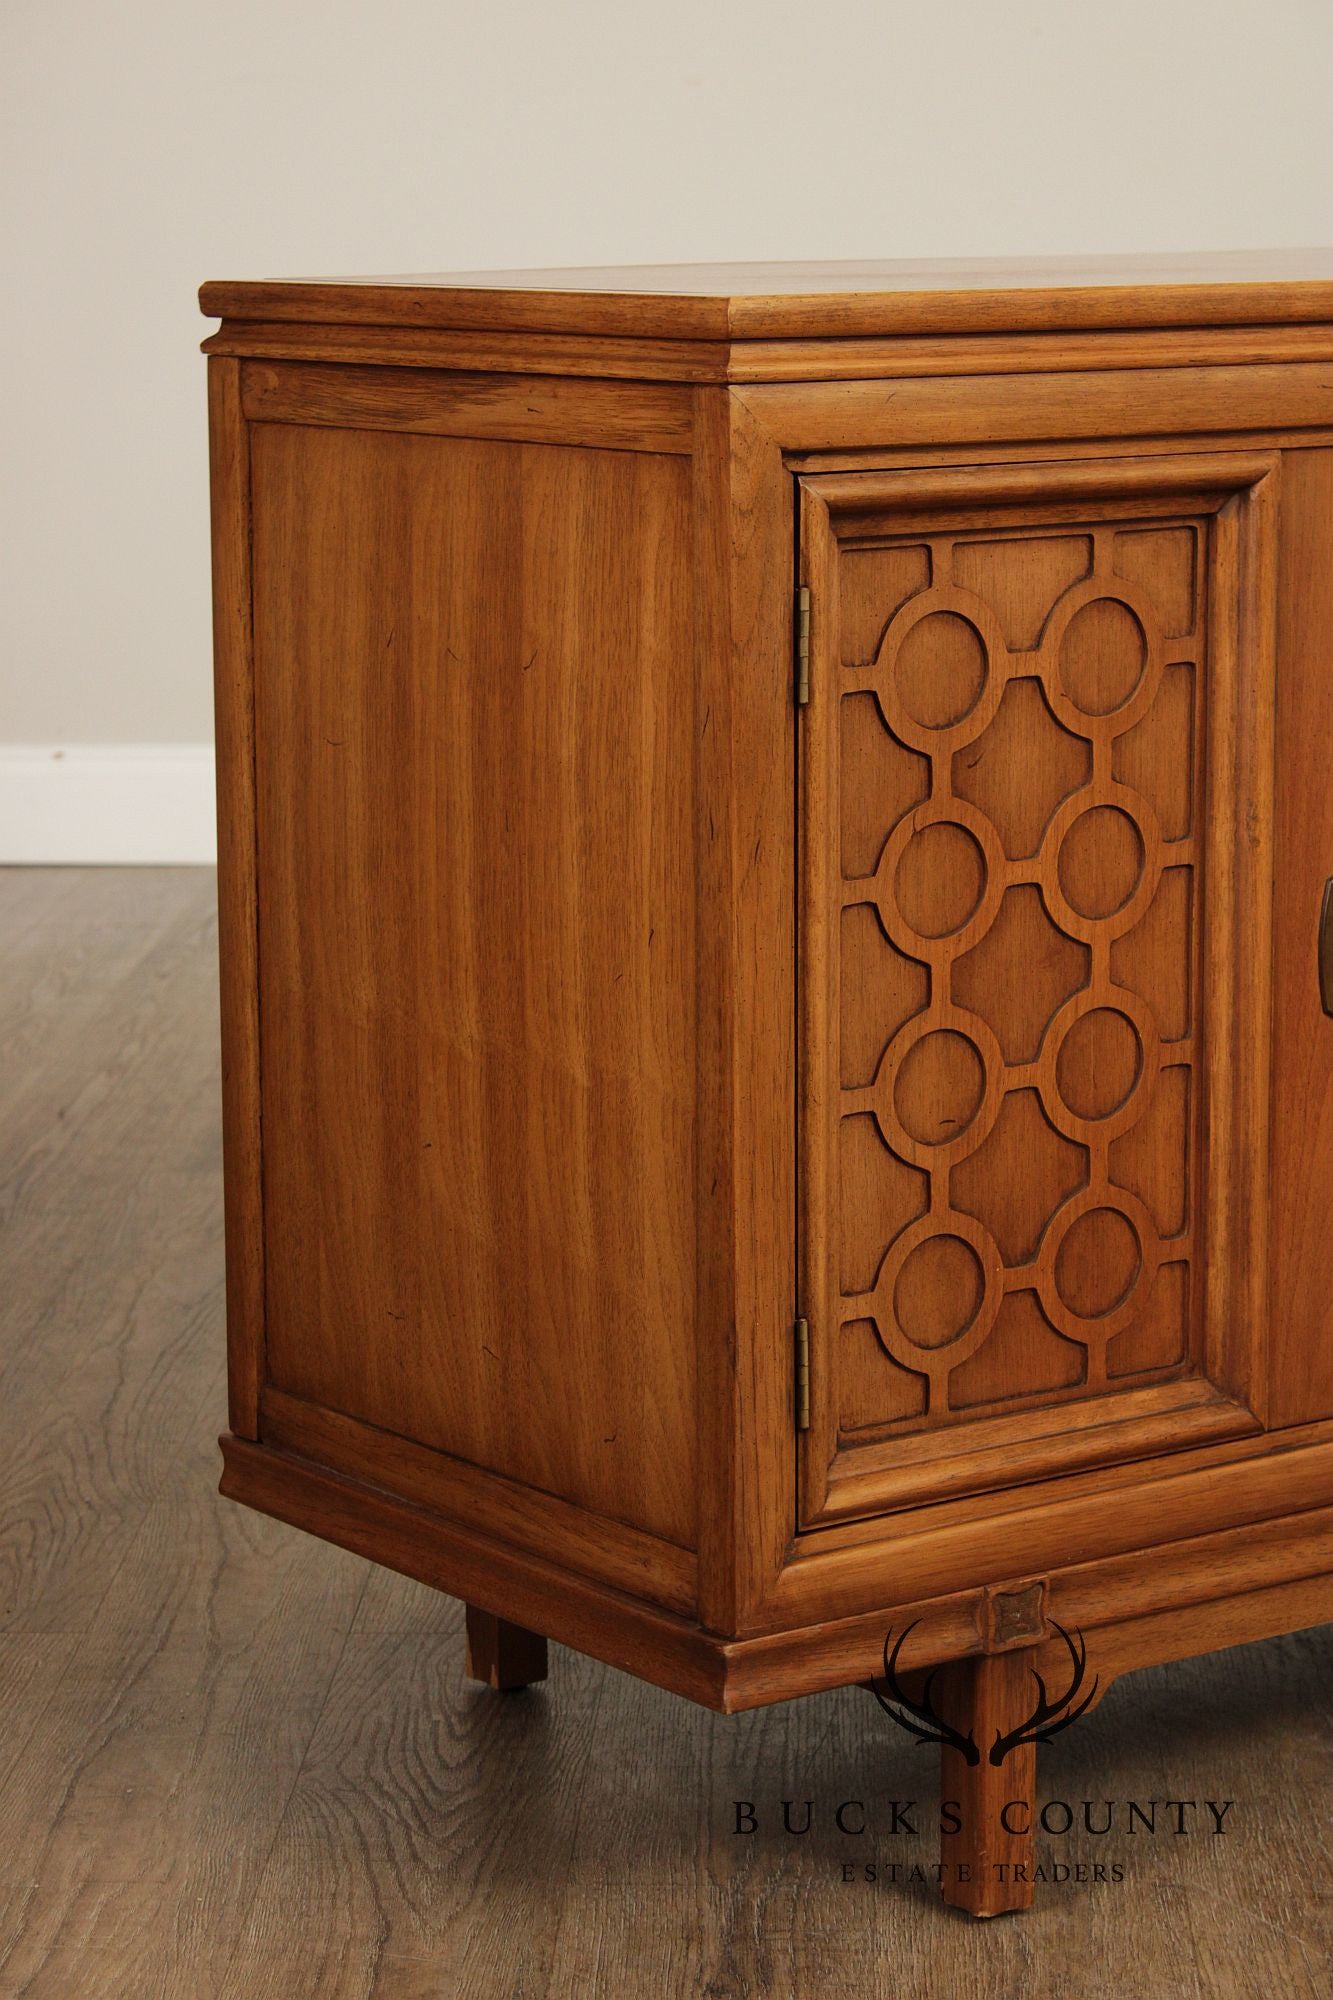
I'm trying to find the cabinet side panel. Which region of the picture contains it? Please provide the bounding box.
[251,421,698,1547]
[208,358,263,1438]
[1270,448,1333,1424]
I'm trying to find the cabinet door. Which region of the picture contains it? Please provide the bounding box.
[797,454,1278,1530]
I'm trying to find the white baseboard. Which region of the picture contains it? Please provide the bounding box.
[0,745,217,865]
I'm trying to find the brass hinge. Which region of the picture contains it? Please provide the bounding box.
[794,585,811,707]
[794,1317,810,1432]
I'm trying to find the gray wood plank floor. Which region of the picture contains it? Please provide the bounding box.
[0,867,1328,1999]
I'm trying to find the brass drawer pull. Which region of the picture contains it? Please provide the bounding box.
[1322,878,1333,1017]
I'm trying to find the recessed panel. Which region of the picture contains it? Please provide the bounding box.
[806,491,1251,1493]
[251,423,699,1548]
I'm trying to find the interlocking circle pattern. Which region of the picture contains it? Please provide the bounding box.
[838,533,1200,1416]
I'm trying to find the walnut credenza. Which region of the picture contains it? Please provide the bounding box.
[201,255,1333,1916]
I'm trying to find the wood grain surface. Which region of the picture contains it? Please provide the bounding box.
[201,318,1333,387]
[0,868,1328,1997]
[248,421,698,1550]
[1269,447,1333,1424]
[207,359,262,1438]
[200,249,1333,340]
[797,454,1277,1528]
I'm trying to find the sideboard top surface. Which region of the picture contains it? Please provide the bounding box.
[200,249,1333,341]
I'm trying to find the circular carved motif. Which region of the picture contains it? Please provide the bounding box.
[895,821,987,938]
[1039,985,1160,1147]
[1059,597,1147,716]
[870,1004,1006,1171]
[1054,1006,1142,1121]
[1038,782,1162,945]
[871,795,1007,960]
[1035,1186,1161,1346]
[1057,805,1144,919]
[869,585,1009,756]
[895,611,987,728]
[893,1029,986,1146]
[1054,1206,1142,1319]
[894,1233,984,1348]
[1038,575,1164,741]
[867,1207,1005,1380]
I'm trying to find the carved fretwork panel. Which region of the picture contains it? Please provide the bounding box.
[839,518,1203,1415]
[798,460,1278,1528]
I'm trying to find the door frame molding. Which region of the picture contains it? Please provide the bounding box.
[795,452,1279,1531]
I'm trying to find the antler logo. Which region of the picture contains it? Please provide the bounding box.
[870,1624,982,1765]
[870,1621,1098,1766]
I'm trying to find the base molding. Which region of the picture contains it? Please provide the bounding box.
[219,1432,1333,1714]
[219,1434,726,1706]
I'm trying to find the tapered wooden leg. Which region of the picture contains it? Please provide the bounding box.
[937,1649,1037,1917]
[464,1604,548,1691]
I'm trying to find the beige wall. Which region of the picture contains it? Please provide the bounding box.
[3,0,1332,746]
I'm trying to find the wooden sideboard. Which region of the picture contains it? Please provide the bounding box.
[201,254,1333,1917]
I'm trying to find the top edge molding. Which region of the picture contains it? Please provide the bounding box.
[200,252,1333,342]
